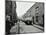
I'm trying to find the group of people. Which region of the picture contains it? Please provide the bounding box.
[6,15,17,34]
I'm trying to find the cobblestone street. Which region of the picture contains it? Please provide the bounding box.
[10,21,43,34]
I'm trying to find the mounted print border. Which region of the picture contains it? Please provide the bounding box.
[5,0,44,35]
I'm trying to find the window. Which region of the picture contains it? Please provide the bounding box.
[35,6,39,9]
[36,16,38,22]
[35,6,39,13]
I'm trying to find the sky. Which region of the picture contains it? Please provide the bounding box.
[16,2,35,17]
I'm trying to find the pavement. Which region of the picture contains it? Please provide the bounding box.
[10,21,44,34]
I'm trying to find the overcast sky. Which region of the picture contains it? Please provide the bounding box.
[16,2,35,17]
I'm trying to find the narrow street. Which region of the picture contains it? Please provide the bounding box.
[5,1,44,35]
[10,21,43,34]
